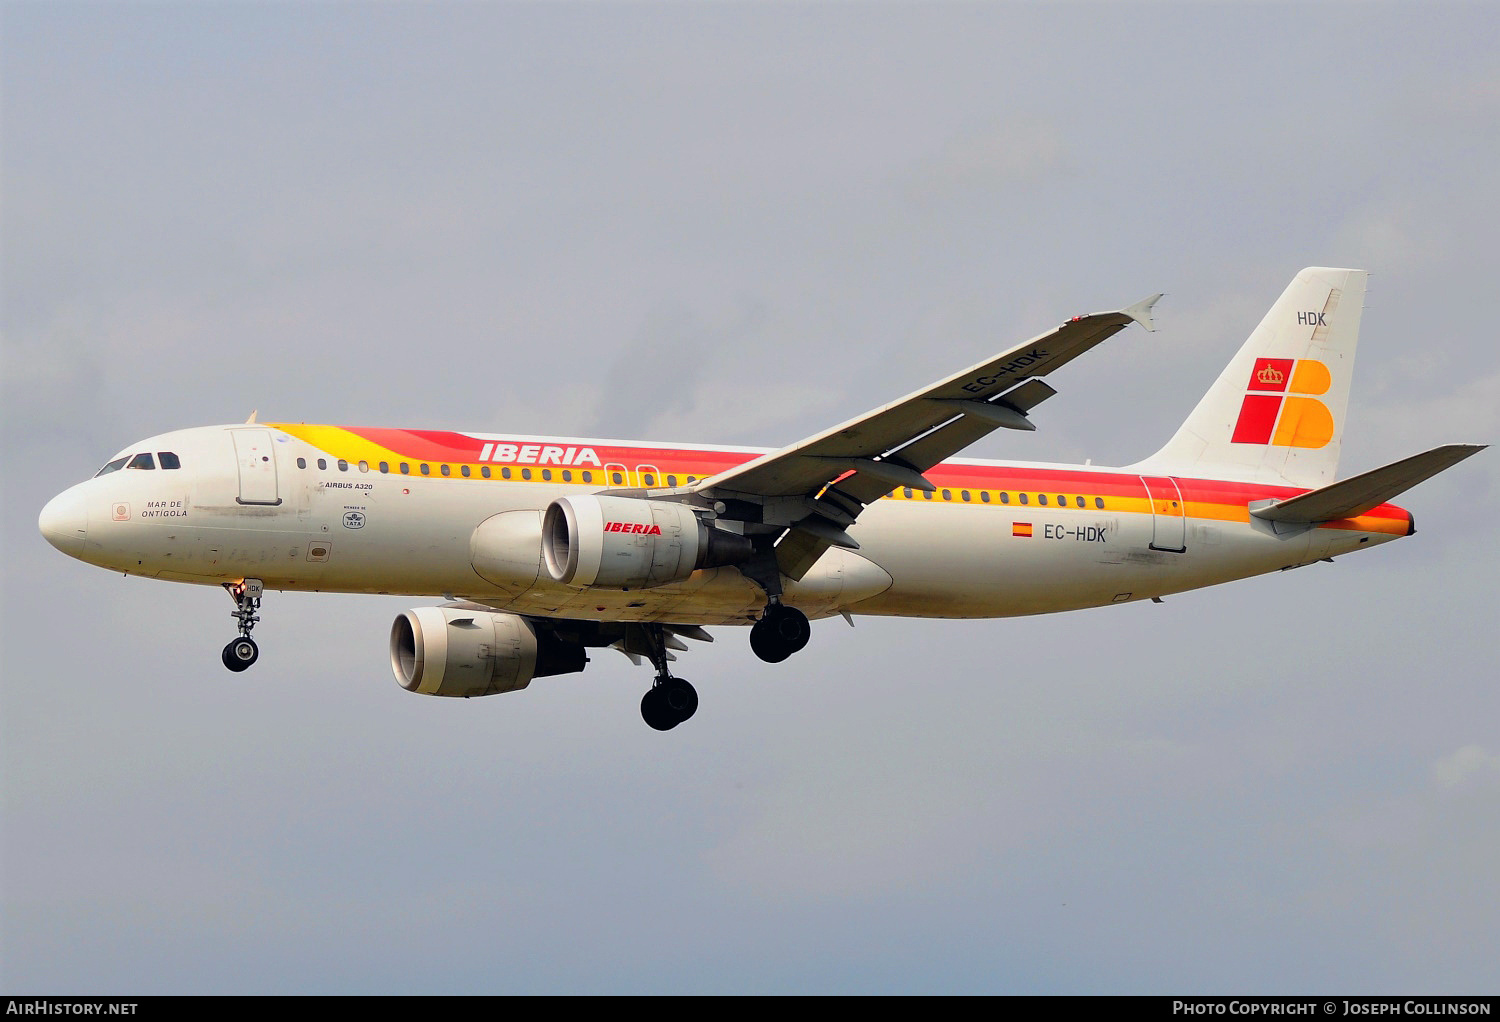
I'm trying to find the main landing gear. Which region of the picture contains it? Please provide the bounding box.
[221,578,264,672]
[631,624,699,731]
[749,600,810,664]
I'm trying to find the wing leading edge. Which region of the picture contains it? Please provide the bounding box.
[694,293,1163,578]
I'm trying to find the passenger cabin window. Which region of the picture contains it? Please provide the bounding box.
[501,467,512,479]
[961,490,971,502]
[440,464,450,476]
[379,462,389,473]
[667,475,677,487]
[481,466,491,478]
[297,457,307,469]
[461,465,470,477]
[981,492,990,503]
[582,471,593,483]
[318,458,327,470]
[903,487,913,499]
[611,472,623,485]
[1095,497,1105,509]
[1038,494,1048,506]
[541,469,551,481]
[400,463,410,474]
[999,492,1009,505]
[158,452,181,470]
[358,461,369,472]
[338,459,349,472]
[942,489,952,501]
[420,464,430,475]
[95,457,129,477]
[642,473,655,486]
[1019,493,1029,505]
[562,470,573,482]
[521,468,532,480]
[1075,496,1085,508]
[127,452,155,470]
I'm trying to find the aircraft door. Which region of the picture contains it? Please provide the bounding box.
[1140,475,1186,552]
[636,463,662,489]
[603,463,629,489]
[232,429,282,506]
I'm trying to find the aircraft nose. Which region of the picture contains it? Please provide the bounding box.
[39,487,88,555]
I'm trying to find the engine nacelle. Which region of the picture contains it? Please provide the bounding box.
[390,607,586,698]
[542,494,753,589]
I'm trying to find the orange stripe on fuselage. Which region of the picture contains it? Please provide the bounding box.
[265,423,1411,535]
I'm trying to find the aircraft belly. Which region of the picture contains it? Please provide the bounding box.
[848,501,1160,617]
[844,501,1331,618]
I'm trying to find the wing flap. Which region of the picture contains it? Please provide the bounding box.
[1250,444,1486,523]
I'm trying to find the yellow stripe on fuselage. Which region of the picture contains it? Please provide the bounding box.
[266,423,1408,536]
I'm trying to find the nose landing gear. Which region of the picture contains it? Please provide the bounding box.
[221,579,264,672]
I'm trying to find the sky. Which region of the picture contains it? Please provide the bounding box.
[3,1,1498,995]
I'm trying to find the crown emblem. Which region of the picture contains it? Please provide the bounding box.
[1256,365,1284,385]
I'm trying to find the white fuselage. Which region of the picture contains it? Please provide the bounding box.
[39,424,1409,628]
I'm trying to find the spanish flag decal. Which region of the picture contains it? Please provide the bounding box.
[1013,522,1033,538]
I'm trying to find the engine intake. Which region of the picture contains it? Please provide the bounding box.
[390,607,586,698]
[542,494,753,589]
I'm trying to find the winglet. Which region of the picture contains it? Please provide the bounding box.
[245,410,259,424]
[1122,293,1164,332]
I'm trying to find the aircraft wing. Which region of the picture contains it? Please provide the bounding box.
[694,293,1163,577]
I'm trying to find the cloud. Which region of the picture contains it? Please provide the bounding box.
[1432,745,1500,791]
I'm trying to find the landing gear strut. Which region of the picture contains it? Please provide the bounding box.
[750,600,810,664]
[633,624,698,731]
[221,578,264,672]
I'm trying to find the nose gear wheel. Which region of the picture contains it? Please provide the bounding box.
[221,579,265,673]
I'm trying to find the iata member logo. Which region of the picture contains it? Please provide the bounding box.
[342,511,366,530]
[1231,357,1334,448]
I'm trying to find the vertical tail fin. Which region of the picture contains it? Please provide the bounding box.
[1136,267,1367,488]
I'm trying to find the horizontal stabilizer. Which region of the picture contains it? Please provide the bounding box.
[1250,444,1486,523]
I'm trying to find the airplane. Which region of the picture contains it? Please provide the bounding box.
[37,267,1484,731]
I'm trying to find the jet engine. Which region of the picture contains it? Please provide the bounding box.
[542,495,753,589]
[390,607,586,698]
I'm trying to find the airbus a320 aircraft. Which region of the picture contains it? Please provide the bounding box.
[39,268,1483,730]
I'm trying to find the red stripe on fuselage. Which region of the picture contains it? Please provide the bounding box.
[328,426,1408,523]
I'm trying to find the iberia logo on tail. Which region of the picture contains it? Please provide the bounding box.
[1230,358,1334,448]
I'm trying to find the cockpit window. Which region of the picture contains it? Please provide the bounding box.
[158,452,181,470]
[95,457,129,477]
[127,452,156,470]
